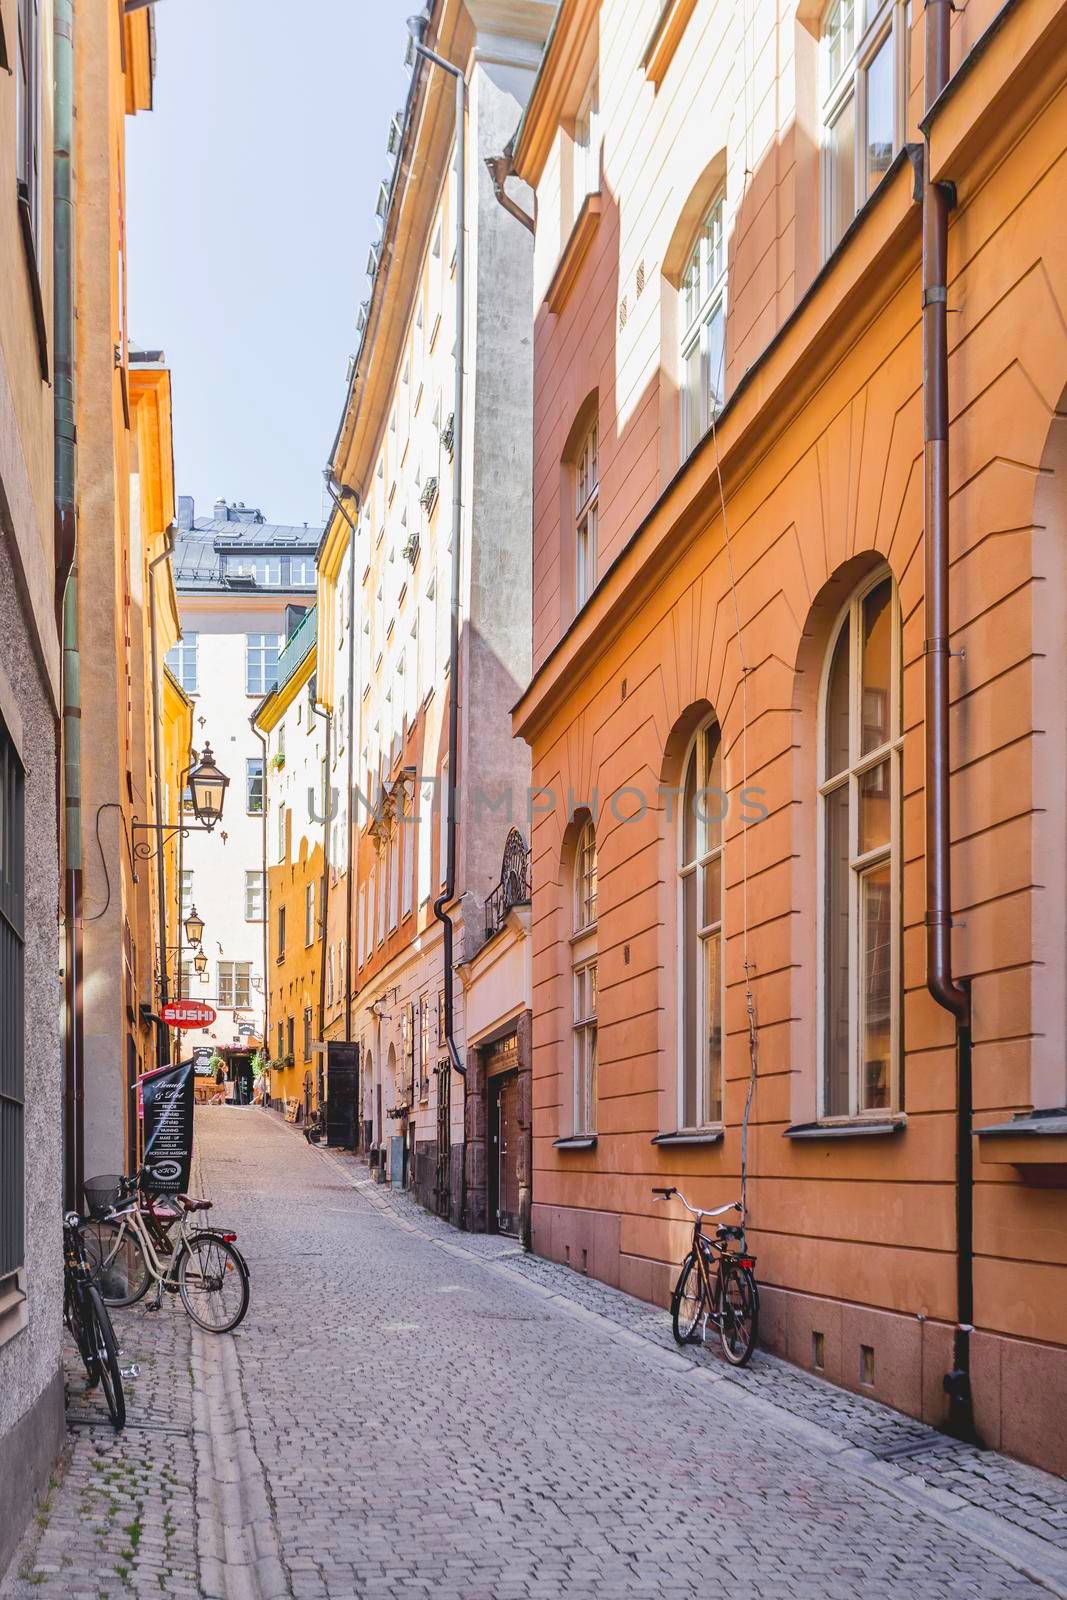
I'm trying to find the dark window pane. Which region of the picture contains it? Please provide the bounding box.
[682,868,697,1127]
[824,782,851,1116]
[825,616,851,778]
[861,862,892,1110]
[861,577,892,754]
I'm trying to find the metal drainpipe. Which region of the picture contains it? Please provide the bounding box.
[248,718,269,1067]
[312,701,332,1050]
[148,527,175,1068]
[411,26,468,1231]
[922,0,977,1443]
[54,0,82,1209]
[322,475,360,1048]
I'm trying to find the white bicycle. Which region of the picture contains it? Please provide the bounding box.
[81,1175,250,1334]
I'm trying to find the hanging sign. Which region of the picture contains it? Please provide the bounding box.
[139,1061,194,1194]
[161,1000,217,1029]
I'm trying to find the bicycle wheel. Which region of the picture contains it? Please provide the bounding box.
[85,1286,126,1430]
[177,1234,249,1333]
[671,1253,707,1345]
[67,1280,100,1386]
[716,1263,759,1366]
[81,1219,150,1307]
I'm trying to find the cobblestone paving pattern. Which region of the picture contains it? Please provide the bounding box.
[321,1136,1067,1558]
[4,1106,1064,1600]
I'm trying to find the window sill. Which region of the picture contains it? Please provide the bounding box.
[553,1135,597,1151]
[569,920,598,946]
[783,1118,905,1141]
[545,192,602,315]
[976,1108,1067,1172]
[651,1128,723,1147]
[641,0,698,88]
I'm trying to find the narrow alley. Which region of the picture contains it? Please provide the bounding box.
[6,1106,1067,1599]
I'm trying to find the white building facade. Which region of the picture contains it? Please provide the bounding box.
[169,498,321,1081]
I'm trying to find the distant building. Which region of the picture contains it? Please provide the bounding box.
[169,499,322,1094]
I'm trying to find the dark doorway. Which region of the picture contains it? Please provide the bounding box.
[490,1069,520,1236]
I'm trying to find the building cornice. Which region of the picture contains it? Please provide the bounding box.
[512,0,599,187]
[253,646,316,735]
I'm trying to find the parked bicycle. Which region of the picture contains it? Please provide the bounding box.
[80,1175,249,1334]
[652,1186,759,1366]
[63,1213,126,1429]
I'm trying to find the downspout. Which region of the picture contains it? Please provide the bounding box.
[312,700,332,1049]
[148,527,175,1068]
[485,140,534,233]
[922,0,977,1443]
[248,717,269,1070]
[55,0,82,1209]
[410,25,469,1232]
[322,475,360,1047]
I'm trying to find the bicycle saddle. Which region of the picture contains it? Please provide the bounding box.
[177,1194,213,1212]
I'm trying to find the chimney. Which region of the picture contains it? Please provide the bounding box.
[213,497,230,521]
[176,495,195,530]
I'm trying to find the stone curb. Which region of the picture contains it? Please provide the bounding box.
[294,1123,1067,1600]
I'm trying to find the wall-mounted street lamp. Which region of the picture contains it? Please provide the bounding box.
[184,905,205,947]
[193,948,208,978]
[132,742,231,863]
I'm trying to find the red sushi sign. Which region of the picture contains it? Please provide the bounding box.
[160,1000,217,1029]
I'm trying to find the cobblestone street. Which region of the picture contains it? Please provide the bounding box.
[6,1106,1067,1599]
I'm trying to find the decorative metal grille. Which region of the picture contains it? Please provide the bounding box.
[484,828,532,939]
[0,718,25,1282]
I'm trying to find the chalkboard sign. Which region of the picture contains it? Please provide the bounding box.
[140,1061,194,1194]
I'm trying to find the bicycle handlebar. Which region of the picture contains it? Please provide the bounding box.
[651,1186,742,1220]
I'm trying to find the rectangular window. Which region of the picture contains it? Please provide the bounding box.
[303,1008,312,1062]
[573,77,600,210]
[218,961,251,1010]
[0,720,26,1288]
[573,960,598,1136]
[246,633,281,696]
[438,759,449,889]
[277,805,286,863]
[16,0,40,251]
[575,421,599,609]
[305,880,316,946]
[376,862,385,946]
[246,757,264,814]
[822,0,906,257]
[388,829,399,931]
[357,884,366,967]
[418,780,434,905]
[179,869,194,923]
[680,198,727,457]
[401,789,414,918]
[165,633,199,693]
[244,870,264,922]
[277,905,286,959]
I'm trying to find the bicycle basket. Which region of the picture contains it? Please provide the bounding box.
[83,1175,124,1219]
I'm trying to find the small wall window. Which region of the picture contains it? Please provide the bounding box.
[244,870,264,922]
[680,196,727,456]
[218,961,251,1010]
[246,633,281,696]
[166,633,198,693]
[246,757,264,814]
[574,420,599,610]
[0,718,26,1294]
[277,904,287,959]
[822,0,908,255]
[16,0,40,249]
[678,718,725,1127]
[819,568,901,1117]
[573,76,600,209]
[571,817,599,1136]
[305,880,316,946]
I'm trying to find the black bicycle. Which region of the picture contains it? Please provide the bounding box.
[653,1186,760,1366]
[63,1213,126,1429]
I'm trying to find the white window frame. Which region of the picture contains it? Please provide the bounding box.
[305,880,316,947]
[677,718,725,1130]
[571,818,599,1137]
[166,633,198,693]
[574,420,599,611]
[680,196,727,457]
[246,756,264,815]
[817,567,902,1121]
[821,0,910,258]
[573,76,600,210]
[244,870,264,923]
[246,633,281,696]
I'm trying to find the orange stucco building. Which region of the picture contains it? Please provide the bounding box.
[510,0,1067,1472]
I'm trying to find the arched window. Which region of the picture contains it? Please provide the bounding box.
[574,418,599,609]
[572,817,598,1135]
[680,195,726,457]
[819,567,901,1118]
[679,718,724,1127]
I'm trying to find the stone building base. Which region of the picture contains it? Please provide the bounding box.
[0,1366,65,1580]
[532,1201,1067,1481]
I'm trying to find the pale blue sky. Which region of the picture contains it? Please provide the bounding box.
[127,0,411,530]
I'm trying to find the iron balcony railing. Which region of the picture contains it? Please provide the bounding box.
[484,828,532,940]
[275,606,317,692]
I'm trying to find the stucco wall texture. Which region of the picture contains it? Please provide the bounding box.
[0,532,64,1572]
[518,0,1067,1476]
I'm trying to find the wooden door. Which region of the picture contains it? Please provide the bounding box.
[495,1072,520,1236]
